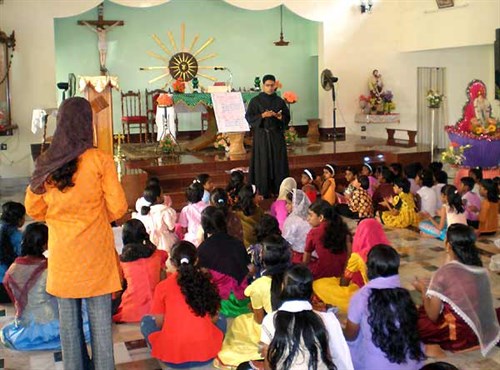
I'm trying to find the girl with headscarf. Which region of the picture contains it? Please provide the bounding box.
[282,189,312,263]
[269,177,297,231]
[25,97,127,370]
[313,218,390,314]
[413,224,500,356]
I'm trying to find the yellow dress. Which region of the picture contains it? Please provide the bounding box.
[381,192,418,228]
[313,253,367,314]
[322,178,337,205]
[216,276,271,367]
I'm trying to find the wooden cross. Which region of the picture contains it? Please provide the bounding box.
[77,2,124,74]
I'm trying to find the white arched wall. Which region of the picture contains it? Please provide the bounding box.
[0,0,499,178]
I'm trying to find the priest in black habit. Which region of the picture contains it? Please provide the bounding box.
[245,74,290,198]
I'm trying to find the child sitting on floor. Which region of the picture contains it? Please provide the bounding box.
[197,173,215,204]
[270,177,297,231]
[389,162,403,180]
[210,188,243,240]
[321,164,337,205]
[469,167,483,197]
[301,168,319,203]
[141,241,224,367]
[234,184,265,248]
[343,166,358,201]
[373,167,395,213]
[360,162,378,197]
[380,178,418,228]
[344,244,425,370]
[0,201,25,303]
[248,214,281,279]
[336,175,374,219]
[1,223,90,351]
[405,163,422,195]
[178,181,207,246]
[226,170,245,206]
[419,185,467,240]
[459,176,481,228]
[133,185,178,252]
[416,169,438,218]
[303,200,350,280]
[477,179,499,235]
[283,190,312,264]
[113,219,167,323]
[433,170,448,209]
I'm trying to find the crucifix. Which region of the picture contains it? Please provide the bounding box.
[78,2,124,75]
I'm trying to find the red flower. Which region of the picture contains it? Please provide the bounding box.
[283,91,298,104]
[450,141,460,148]
[157,93,173,107]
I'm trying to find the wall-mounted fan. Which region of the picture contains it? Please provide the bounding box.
[320,69,340,141]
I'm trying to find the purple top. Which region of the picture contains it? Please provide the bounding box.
[270,199,288,231]
[462,191,481,221]
[347,275,423,370]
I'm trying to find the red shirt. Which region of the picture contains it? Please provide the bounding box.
[148,273,223,363]
[113,250,167,323]
[305,221,347,279]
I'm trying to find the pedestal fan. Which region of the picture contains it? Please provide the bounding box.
[321,69,339,141]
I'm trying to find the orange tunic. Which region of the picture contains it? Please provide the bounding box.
[322,178,336,205]
[478,200,499,234]
[24,148,128,298]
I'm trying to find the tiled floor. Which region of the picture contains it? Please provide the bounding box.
[1,177,499,369]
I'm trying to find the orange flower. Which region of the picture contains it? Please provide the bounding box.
[156,93,173,107]
[487,124,497,133]
[450,141,459,148]
[172,78,186,93]
[283,91,298,104]
[274,80,283,91]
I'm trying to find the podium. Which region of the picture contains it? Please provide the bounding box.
[79,76,119,155]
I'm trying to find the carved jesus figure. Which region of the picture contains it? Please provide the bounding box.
[81,21,121,73]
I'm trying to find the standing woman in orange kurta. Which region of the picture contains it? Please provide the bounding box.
[25,97,128,370]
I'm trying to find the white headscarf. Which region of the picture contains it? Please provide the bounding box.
[278,177,297,200]
[283,190,312,254]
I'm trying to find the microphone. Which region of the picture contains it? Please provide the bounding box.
[214,67,226,70]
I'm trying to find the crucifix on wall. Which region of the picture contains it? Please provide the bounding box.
[77,2,124,75]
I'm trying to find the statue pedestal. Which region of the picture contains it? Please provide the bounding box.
[227,132,246,155]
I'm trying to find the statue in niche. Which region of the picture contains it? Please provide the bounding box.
[368,69,384,113]
[473,88,492,126]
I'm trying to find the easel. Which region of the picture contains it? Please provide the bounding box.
[156,106,180,154]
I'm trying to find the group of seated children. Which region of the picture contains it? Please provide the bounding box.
[0,159,498,367]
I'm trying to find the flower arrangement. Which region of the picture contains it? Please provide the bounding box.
[160,136,176,154]
[470,117,499,136]
[440,142,472,165]
[156,93,173,107]
[214,133,230,151]
[284,127,298,145]
[172,78,186,93]
[381,90,395,114]
[426,90,445,109]
[283,91,298,104]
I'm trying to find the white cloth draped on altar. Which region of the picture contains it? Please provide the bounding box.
[155,106,176,141]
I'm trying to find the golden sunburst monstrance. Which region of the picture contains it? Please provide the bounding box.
[140,23,218,88]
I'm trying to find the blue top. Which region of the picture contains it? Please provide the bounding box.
[0,222,22,282]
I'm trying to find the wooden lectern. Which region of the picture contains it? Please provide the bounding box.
[79,76,119,155]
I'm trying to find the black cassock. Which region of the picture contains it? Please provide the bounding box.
[245,92,290,198]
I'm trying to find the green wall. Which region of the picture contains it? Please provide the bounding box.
[55,0,318,133]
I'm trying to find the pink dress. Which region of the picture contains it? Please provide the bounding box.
[270,199,288,231]
[178,201,208,246]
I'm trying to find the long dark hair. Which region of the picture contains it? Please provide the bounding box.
[235,184,257,216]
[480,179,498,203]
[48,158,78,192]
[446,224,482,267]
[226,170,245,201]
[141,185,161,215]
[366,245,426,365]
[201,206,227,237]
[171,241,220,317]
[443,185,464,213]
[255,214,281,243]
[309,200,350,254]
[0,202,26,265]
[261,235,291,311]
[267,265,336,370]
[120,219,156,262]
[21,223,48,258]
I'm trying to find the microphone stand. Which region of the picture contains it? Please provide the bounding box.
[214,67,233,92]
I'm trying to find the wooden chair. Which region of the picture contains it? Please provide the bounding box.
[120,90,149,143]
[145,88,167,142]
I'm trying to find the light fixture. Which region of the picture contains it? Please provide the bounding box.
[274,5,289,46]
[360,0,373,14]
